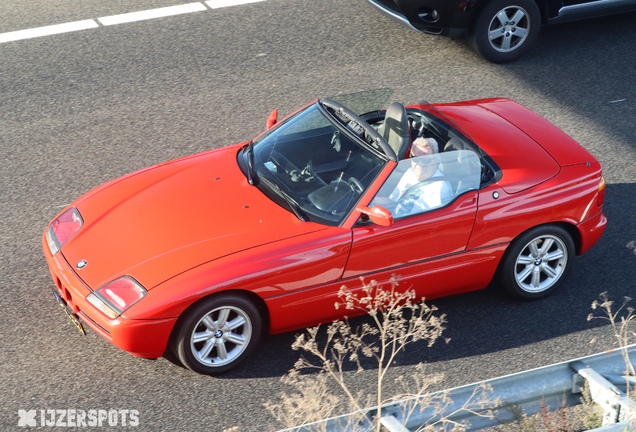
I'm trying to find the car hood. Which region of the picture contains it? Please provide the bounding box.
[62,145,327,290]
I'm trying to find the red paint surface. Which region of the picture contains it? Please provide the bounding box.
[64,145,327,291]
[434,102,561,194]
[474,98,596,166]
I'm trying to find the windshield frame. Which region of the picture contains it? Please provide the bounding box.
[318,98,397,162]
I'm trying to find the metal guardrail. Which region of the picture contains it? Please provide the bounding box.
[278,344,636,432]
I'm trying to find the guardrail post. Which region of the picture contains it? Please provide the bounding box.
[380,414,411,432]
[570,360,636,425]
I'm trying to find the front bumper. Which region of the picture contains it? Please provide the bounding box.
[365,0,467,39]
[42,234,177,358]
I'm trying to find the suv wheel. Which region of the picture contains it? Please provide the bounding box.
[469,0,541,63]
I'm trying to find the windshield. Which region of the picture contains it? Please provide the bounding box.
[328,88,393,117]
[244,102,386,226]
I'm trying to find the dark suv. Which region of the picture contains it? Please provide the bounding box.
[366,0,636,63]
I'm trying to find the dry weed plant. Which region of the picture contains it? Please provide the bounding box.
[587,289,636,431]
[587,292,636,399]
[493,395,593,432]
[536,396,575,432]
[576,380,603,431]
[493,402,538,432]
[265,275,497,432]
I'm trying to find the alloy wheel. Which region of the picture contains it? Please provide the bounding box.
[488,6,531,52]
[190,305,252,367]
[514,235,568,293]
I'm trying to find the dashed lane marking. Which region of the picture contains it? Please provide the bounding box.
[0,19,99,44]
[0,0,265,44]
[206,0,265,8]
[97,2,207,26]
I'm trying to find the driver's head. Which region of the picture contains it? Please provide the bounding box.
[410,137,439,181]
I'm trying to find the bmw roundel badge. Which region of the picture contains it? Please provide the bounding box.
[76,260,87,269]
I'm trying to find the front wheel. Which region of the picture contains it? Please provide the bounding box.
[499,225,575,300]
[469,0,541,63]
[171,293,262,374]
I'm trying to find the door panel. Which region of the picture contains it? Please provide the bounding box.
[344,191,479,297]
[265,242,506,334]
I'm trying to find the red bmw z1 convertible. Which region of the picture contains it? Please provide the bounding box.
[43,89,606,374]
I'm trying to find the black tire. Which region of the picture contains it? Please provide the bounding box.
[499,225,575,300]
[469,0,541,63]
[171,293,262,374]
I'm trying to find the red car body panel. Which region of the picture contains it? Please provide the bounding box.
[468,163,604,253]
[474,99,597,166]
[577,211,607,255]
[42,239,176,357]
[123,227,352,320]
[42,97,607,360]
[434,102,560,194]
[265,243,508,334]
[63,144,328,292]
[345,191,478,278]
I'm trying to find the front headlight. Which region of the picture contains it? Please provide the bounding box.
[86,276,147,319]
[46,207,83,255]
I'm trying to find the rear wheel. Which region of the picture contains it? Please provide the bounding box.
[469,0,541,63]
[499,225,575,300]
[171,293,262,374]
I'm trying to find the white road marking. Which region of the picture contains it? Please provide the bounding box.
[0,20,98,44]
[98,2,207,26]
[609,99,627,104]
[205,0,265,8]
[0,0,266,44]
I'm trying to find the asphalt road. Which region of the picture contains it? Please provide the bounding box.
[1,1,635,430]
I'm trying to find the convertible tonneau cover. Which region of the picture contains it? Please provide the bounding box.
[434,101,560,194]
[475,98,596,167]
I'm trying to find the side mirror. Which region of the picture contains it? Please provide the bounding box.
[356,205,393,227]
[266,109,278,130]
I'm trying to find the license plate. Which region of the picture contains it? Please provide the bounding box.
[52,289,86,335]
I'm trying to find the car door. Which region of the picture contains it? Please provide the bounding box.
[343,150,483,299]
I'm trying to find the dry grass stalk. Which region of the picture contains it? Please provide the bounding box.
[265,275,497,432]
[588,292,636,398]
[493,395,585,432]
[576,380,603,431]
[492,402,538,432]
[536,396,573,432]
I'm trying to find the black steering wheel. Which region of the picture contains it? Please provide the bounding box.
[348,177,364,194]
[408,112,428,137]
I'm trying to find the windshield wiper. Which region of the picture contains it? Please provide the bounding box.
[244,142,257,185]
[260,177,308,222]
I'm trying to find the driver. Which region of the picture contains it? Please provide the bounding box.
[388,137,452,216]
